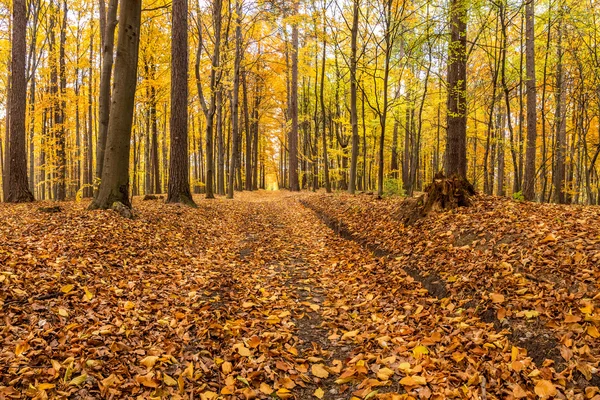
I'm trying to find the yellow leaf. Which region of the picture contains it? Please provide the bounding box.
[83,287,94,301]
[277,388,293,399]
[37,383,55,390]
[314,387,325,398]
[242,302,255,308]
[540,233,557,243]
[266,315,280,324]
[587,325,600,338]
[221,361,232,374]
[523,310,539,319]
[341,330,359,340]
[412,345,429,358]
[163,374,177,387]
[312,363,329,379]
[140,356,159,369]
[123,301,135,310]
[376,367,394,381]
[399,375,426,386]
[15,341,29,356]
[398,362,412,372]
[490,293,505,303]
[182,362,194,379]
[61,284,74,294]
[534,380,556,398]
[200,391,218,400]
[233,343,252,357]
[58,308,69,317]
[68,374,88,386]
[259,383,273,395]
[580,303,594,315]
[136,373,158,388]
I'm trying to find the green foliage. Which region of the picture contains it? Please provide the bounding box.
[384,178,404,196]
[512,191,524,202]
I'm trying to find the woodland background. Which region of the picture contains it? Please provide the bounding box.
[0,0,599,203]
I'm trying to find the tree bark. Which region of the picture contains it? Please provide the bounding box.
[445,0,468,180]
[289,0,300,191]
[348,0,359,194]
[89,0,142,211]
[523,0,537,200]
[6,0,34,203]
[167,0,195,206]
[227,0,243,199]
[96,0,118,192]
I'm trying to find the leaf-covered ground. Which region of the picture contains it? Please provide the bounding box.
[0,191,598,399]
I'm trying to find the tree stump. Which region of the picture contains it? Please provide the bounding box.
[403,174,475,225]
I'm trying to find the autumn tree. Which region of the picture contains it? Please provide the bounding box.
[89,0,142,212]
[167,0,196,206]
[5,0,34,202]
[445,0,468,180]
[522,0,536,201]
[96,0,118,192]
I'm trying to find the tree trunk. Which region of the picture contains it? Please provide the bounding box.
[55,0,68,201]
[227,0,243,199]
[554,13,566,204]
[89,0,142,211]
[6,0,34,203]
[96,0,118,192]
[167,0,195,206]
[289,1,300,191]
[348,0,359,194]
[445,0,468,180]
[522,0,537,200]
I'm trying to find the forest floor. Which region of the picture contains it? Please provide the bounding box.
[0,191,599,400]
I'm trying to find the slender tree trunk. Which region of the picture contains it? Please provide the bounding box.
[523,0,537,200]
[243,70,252,191]
[320,8,331,193]
[83,14,94,198]
[227,0,243,199]
[6,0,34,202]
[55,0,68,201]
[167,0,195,205]
[445,0,468,180]
[289,1,300,191]
[554,13,566,204]
[89,0,142,210]
[96,0,118,192]
[348,0,359,194]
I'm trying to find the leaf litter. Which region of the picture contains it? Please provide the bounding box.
[0,191,598,399]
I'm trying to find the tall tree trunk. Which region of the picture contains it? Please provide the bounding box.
[445,0,468,180]
[55,0,68,201]
[227,0,243,199]
[289,1,300,191]
[243,70,253,191]
[83,13,94,198]
[89,0,142,210]
[553,13,566,204]
[96,0,118,192]
[523,0,537,200]
[6,0,34,203]
[320,8,331,193]
[348,0,359,194]
[167,0,195,205]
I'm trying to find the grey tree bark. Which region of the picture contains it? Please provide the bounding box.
[95,0,118,193]
[6,0,34,203]
[523,0,537,200]
[167,0,195,206]
[89,0,142,211]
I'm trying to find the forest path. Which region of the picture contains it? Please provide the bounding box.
[0,191,536,399]
[220,192,537,399]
